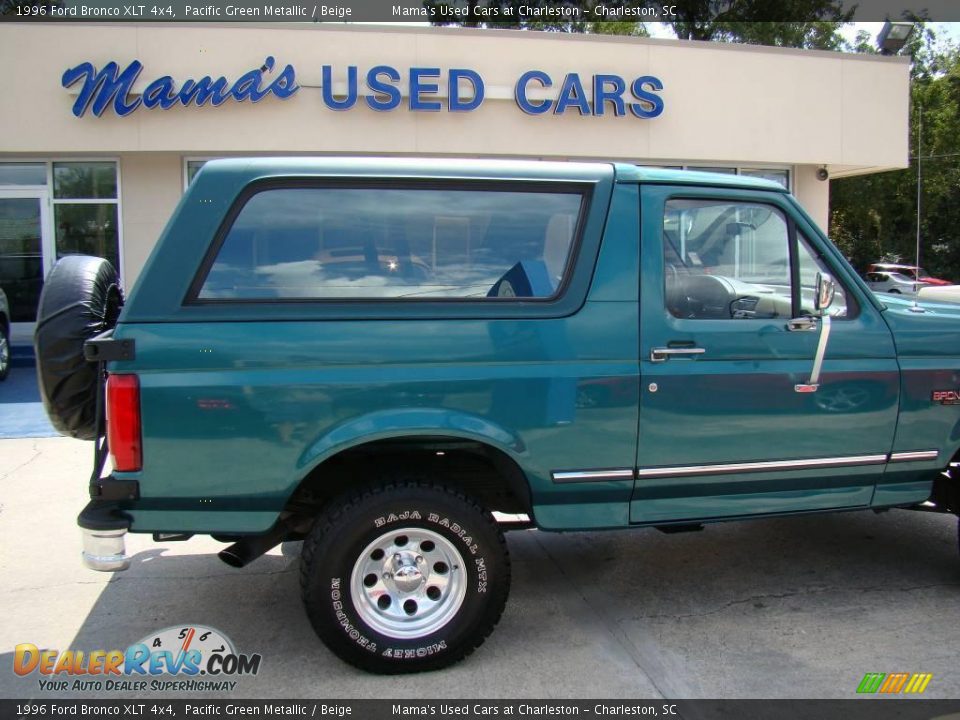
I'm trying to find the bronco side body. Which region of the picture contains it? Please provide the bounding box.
[40,158,960,673]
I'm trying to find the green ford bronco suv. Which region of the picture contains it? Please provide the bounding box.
[33,158,960,674]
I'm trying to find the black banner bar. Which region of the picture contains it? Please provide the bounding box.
[3,0,960,22]
[5,700,960,720]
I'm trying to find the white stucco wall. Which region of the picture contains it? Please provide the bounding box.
[118,153,183,284]
[793,165,831,233]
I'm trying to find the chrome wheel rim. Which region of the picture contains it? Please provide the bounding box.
[350,527,466,639]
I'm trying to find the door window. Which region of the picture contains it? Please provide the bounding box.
[797,232,849,317]
[663,198,848,320]
[664,199,792,320]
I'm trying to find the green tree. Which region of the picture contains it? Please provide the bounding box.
[830,24,960,281]
[668,0,853,48]
[427,0,850,44]
[424,0,647,32]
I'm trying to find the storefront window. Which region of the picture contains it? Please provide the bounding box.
[52,162,120,273]
[739,168,790,188]
[687,166,737,175]
[53,162,117,199]
[0,160,120,329]
[0,163,46,186]
[638,164,790,190]
[53,203,119,272]
[187,160,209,185]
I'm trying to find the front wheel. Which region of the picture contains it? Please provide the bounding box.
[300,482,510,674]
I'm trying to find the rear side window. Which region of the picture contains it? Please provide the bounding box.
[195,185,585,301]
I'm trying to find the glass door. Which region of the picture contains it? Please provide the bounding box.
[0,189,53,343]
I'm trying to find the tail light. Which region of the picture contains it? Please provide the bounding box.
[106,374,142,472]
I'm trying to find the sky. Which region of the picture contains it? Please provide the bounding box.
[647,22,960,48]
[367,21,960,48]
[645,21,960,47]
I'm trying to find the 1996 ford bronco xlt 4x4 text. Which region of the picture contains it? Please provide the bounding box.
[34,158,960,674]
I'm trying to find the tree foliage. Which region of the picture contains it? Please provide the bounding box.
[424,0,647,33]
[426,0,847,42]
[830,24,960,280]
[668,0,853,48]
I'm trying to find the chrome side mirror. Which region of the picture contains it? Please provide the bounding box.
[815,272,836,314]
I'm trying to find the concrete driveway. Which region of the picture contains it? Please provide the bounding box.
[1,436,959,699]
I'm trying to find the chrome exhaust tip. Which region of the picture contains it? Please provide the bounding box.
[81,527,130,571]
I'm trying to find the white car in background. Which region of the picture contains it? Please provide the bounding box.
[864,271,927,296]
[918,284,960,304]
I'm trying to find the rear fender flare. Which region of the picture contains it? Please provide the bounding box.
[295,407,528,476]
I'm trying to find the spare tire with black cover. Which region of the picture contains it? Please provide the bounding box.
[34,255,122,440]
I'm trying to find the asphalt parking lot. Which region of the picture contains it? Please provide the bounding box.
[1,433,959,700]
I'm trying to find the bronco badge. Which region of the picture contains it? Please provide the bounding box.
[932,390,960,405]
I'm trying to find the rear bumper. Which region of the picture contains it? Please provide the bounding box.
[78,498,132,572]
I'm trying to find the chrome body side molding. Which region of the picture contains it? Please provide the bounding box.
[635,454,888,479]
[552,450,941,484]
[551,469,634,484]
[888,450,939,463]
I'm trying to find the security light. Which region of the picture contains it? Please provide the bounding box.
[878,21,915,55]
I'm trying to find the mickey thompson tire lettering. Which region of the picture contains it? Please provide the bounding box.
[300,481,511,674]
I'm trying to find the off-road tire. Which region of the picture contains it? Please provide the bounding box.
[33,255,121,439]
[300,481,510,674]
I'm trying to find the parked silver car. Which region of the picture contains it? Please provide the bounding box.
[0,287,9,381]
[864,270,926,296]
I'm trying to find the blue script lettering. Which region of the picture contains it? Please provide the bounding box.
[62,56,299,117]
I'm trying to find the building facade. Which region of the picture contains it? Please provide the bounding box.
[0,22,910,342]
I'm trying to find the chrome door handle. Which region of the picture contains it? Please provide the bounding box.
[787,317,819,332]
[650,347,706,363]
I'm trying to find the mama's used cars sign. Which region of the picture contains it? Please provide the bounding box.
[61,56,664,119]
